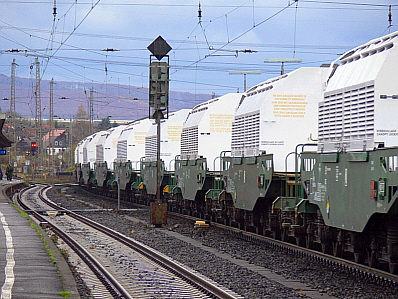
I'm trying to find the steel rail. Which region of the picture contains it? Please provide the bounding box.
[169,211,398,287]
[17,185,133,299]
[38,185,240,299]
[78,184,398,286]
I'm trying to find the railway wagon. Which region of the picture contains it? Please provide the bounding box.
[93,125,127,190]
[90,131,110,188]
[75,139,84,166]
[85,131,103,165]
[75,139,84,183]
[117,118,153,165]
[170,93,242,216]
[114,118,153,197]
[76,136,94,184]
[279,31,398,272]
[77,133,107,185]
[299,148,398,273]
[74,31,398,273]
[140,109,189,197]
[211,66,331,234]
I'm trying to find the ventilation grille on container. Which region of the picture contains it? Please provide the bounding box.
[181,126,198,159]
[318,84,375,151]
[231,112,260,157]
[96,144,104,163]
[117,140,127,161]
[145,135,157,161]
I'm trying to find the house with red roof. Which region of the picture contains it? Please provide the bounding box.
[43,129,68,155]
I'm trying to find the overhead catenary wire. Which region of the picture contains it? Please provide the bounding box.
[299,1,396,8]
[2,0,393,10]
[171,0,300,76]
[0,22,360,52]
[0,50,331,93]
[1,0,395,106]
[41,0,102,77]
[2,22,336,76]
[43,0,59,78]
[293,0,299,58]
[0,1,316,121]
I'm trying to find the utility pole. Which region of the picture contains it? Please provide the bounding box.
[69,117,73,169]
[49,79,54,171]
[89,88,93,135]
[35,57,42,172]
[229,70,261,92]
[264,58,302,75]
[10,59,16,165]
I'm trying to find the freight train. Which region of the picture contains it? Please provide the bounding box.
[76,31,398,273]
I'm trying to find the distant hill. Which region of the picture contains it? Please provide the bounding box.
[0,74,211,121]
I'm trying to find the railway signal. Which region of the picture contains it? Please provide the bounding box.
[31,142,37,156]
[147,36,171,226]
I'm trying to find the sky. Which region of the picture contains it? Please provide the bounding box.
[0,0,397,119]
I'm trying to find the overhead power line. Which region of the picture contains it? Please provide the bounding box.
[172,0,299,75]
[42,0,102,76]
[1,1,395,8]
[0,24,356,51]
[299,1,397,8]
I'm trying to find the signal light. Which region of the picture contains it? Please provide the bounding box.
[31,142,37,156]
[26,151,31,156]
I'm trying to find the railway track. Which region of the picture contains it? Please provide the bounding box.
[79,185,398,288]
[17,185,129,298]
[171,212,398,288]
[46,184,398,298]
[17,184,242,299]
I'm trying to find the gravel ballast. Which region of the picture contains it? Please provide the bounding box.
[47,185,398,299]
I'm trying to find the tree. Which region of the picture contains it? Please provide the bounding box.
[74,104,90,142]
[76,103,88,120]
[97,116,111,131]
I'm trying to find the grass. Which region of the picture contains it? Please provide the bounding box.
[59,291,71,298]
[14,206,29,219]
[12,204,77,297]
[19,174,75,185]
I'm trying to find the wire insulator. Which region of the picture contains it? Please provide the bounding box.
[198,2,202,23]
[53,0,57,20]
[388,5,392,27]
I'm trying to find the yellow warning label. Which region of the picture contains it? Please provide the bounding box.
[134,131,147,144]
[167,125,183,141]
[209,114,234,133]
[271,94,308,118]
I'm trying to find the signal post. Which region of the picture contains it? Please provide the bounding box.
[147,36,171,226]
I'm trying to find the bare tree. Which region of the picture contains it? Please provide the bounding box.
[74,103,90,142]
